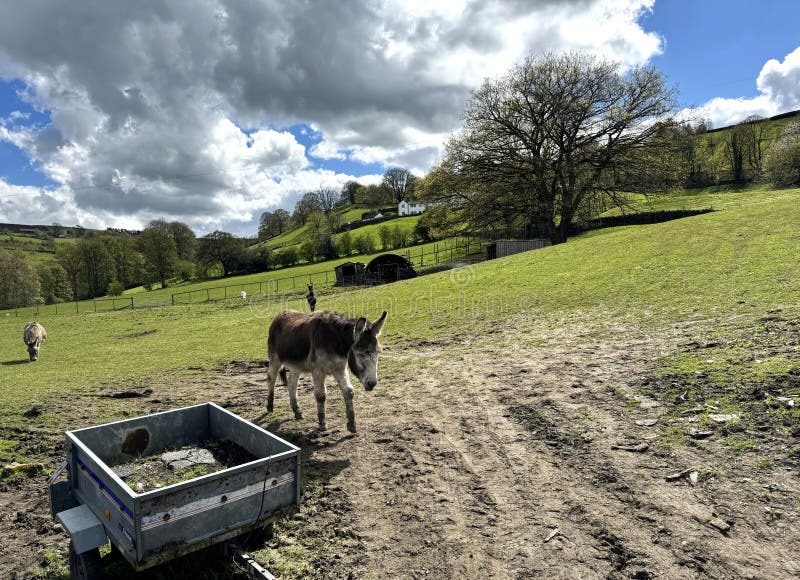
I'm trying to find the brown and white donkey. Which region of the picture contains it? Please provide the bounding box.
[266,309,387,433]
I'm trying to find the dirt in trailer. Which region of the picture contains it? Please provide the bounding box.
[1,313,799,578]
[112,439,258,494]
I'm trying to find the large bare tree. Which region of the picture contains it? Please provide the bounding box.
[435,52,677,244]
[382,167,415,203]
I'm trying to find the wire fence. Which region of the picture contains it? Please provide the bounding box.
[2,238,488,318]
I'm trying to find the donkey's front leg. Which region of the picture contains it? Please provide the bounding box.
[312,371,327,431]
[333,369,356,433]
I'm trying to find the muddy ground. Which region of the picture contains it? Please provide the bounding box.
[1,312,798,579]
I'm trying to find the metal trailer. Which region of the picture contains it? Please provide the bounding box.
[48,402,301,579]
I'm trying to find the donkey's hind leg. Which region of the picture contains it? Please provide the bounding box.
[311,371,328,431]
[266,357,279,413]
[287,370,303,420]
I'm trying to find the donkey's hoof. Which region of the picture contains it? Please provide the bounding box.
[347,422,357,434]
[294,411,304,420]
[317,423,327,432]
[267,404,274,413]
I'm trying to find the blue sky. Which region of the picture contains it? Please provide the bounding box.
[1,0,799,235]
[643,0,800,109]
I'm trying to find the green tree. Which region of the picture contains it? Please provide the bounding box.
[307,210,326,236]
[107,281,125,296]
[341,180,361,205]
[147,219,197,261]
[166,221,198,261]
[0,250,41,308]
[382,167,416,203]
[274,246,298,267]
[139,228,178,288]
[56,244,83,300]
[102,234,145,289]
[378,225,392,250]
[292,191,324,226]
[37,262,73,304]
[390,224,408,248]
[258,209,292,241]
[197,231,245,277]
[363,184,391,211]
[353,232,375,254]
[725,123,749,182]
[339,230,353,256]
[78,237,114,298]
[438,51,676,244]
[299,238,317,263]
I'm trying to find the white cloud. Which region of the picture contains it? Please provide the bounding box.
[0,0,663,234]
[685,46,800,128]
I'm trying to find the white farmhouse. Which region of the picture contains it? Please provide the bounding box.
[398,200,427,216]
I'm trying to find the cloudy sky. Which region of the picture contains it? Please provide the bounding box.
[1,0,799,236]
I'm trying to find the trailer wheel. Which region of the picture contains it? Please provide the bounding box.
[69,541,103,580]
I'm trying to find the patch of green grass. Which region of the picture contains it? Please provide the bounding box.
[658,426,685,449]
[0,438,19,461]
[725,435,759,452]
[32,550,69,578]
[757,458,774,470]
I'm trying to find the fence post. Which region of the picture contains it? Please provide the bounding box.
[55,303,58,315]
[172,293,175,306]
[93,301,97,313]
[76,300,79,314]
[206,289,210,302]
[131,296,134,310]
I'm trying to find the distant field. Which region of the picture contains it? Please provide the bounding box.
[261,204,404,253]
[3,236,478,316]
[0,234,75,264]
[601,184,799,216]
[334,215,421,246]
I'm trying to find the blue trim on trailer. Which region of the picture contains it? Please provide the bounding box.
[76,456,135,522]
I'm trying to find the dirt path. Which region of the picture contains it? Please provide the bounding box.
[1,315,798,578]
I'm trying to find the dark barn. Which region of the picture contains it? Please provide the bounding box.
[365,254,417,284]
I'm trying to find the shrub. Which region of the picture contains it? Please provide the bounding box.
[176,259,196,282]
[275,246,298,267]
[378,225,392,250]
[353,232,375,254]
[300,239,317,263]
[314,233,339,260]
[339,231,353,256]
[765,135,800,187]
[107,281,125,296]
[390,224,408,248]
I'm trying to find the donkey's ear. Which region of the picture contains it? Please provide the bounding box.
[353,317,368,341]
[371,311,387,336]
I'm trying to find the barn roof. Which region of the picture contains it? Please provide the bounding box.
[365,253,414,272]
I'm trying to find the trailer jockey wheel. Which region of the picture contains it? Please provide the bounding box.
[69,540,103,580]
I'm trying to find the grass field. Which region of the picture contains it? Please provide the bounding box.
[2,185,798,423]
